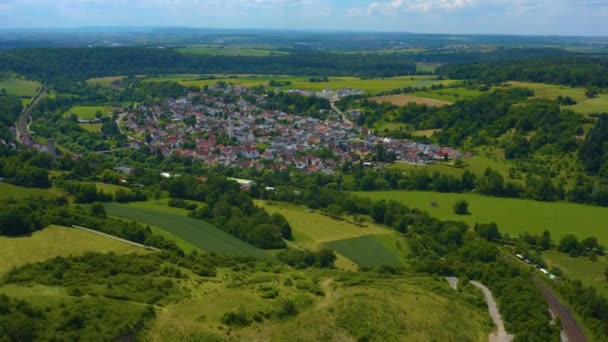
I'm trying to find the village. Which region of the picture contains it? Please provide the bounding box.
[118,84,466,173]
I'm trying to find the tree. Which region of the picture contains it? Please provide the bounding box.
[605,267,608,282]
[558,234,580,256]
[453,199,469,215]
[585,88,599,98]
[540,230,552,250]
[90,202,107,219]
[154,186,162,203]
[475,222,502,242]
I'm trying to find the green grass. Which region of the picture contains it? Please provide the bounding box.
[325,235,404,268]
[416,63,441,73]
[357,190,608,244]
[0,183,66,201]
[176,75,448,94]
[85,76,126,86]
[0,225,147,275]
[62,105,110,119]
[95,182,132,196]
[176,45,289,56]
[0,77,41,97]
[79,123,102,133]
[411,86,484,102]
[543,250,608,297]
[104,202,266,257]
[506,81,608,114]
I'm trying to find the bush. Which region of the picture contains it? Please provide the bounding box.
[221,308,250,327]
[453,199,469,215]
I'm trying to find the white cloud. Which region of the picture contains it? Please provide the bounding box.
[365,0,473,15]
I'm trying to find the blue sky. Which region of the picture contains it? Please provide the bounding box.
[0,0,607,36]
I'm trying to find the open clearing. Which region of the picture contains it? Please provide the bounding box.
[325,235,404,267]
[0,183,66,201]
[373,94,453,107]
[357,190,608,244]
[79,123,102,133]
[176,45,289,56]
[104,202,266,257]
[62,105,110,119]
[506,81,608,114]
[0,225,146,275]
[85,76,126,86]
[543,250,608,297]
[95,182,133,196]
[0,77,41,97]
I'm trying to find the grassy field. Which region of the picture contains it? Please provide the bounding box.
[147,270,489,341]
[416,63,441,73]
[0,76,41,97]
[95,182,133,196]
[411,86,484,102]
[0,225,146,275]
[104,202,266,257]
[176,75,450,94]
[325,235,404,267]
[79,123,102,133]
[373,94,453,107]
[357,190,608,244]
[176,45,289,56]
[543,250,608,297]
[506,81,608,114]
[85,76,126,86]
[62,105,110,119]
[0,183,66,201]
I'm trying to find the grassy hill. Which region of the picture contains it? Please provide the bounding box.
[542,250,608,298]
[0,225,147,275]
[0,183,66,201]
[0,76,41,97]
[356,190,608,244]
[62,105,110,119]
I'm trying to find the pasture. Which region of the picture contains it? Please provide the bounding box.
[373,94,453,107]
[176,45,289,56]
[325,235,404,268]
[95,182,133,196]
[177,75,449,94]
[63,105,110,119]
[79,123,101,133]
[542,250,608,297]
[0,76,41,97]
[356,190,608,244]
[104,202,266,257]
[411,86,484,102]
[0,225,147,275]
[85,76,126,86]
[0,183,66,201]
[506,81,608,114]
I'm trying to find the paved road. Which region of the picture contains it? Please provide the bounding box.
[330,100,353,125]
[470,281,514,342]
[16,87,47,140]
[535,279,586,342]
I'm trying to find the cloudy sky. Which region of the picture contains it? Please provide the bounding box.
[0,0,606,36]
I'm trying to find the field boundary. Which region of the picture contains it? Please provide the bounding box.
[71,225,160,251]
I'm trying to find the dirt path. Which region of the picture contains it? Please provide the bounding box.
[71,225,160,251]
[535,279,586,342]
[16,87,47,141]
[470,281,514,342]
[318,278,336,309]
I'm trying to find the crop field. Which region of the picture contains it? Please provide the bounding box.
[62,105,110,119]
[325,235,404,267]
[506,81,608,114]
[177,75,450,94]
[0,225,146,275]
[104,202,266,257]
[411,86,484,102]
[357,190,608,244]
[543,250,608,297]
[0,77,41,97]
[0,183,66,201]
[85,76,126,86]
[176,45,290,56]
[373,94,453,107]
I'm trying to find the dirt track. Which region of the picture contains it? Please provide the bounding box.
[535,280,586,342]
[16,87,47,140]
[471,281,514,342]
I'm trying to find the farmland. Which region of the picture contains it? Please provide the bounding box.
[0,183,66,201]
[325,235,404,267]
[62,105,110,119]
[0,76,41,97]
[542,250,608,297]
[176,45,290,56]
[85,76,126,86]
[95,182,133,196]
[357,190,608,244]
[373,94,453,107]
[506,81,608,114]
[79,123,101,133]
[0,225,147,275]
[104,202,267,257]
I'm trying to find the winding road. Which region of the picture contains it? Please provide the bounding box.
[535,279,587,342]
[16,87,47,141]
[470,281,514,342]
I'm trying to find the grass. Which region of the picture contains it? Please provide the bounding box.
[79,123,102,133]
[373,94,453,107]
[542,250,608,297]
[411,86,484,102]
[0,225,147,275]
[175,75,449,94]
[0,183,66,201]
[416,63,441,73]
[95,182,133,196]
[176,45,289,56]
[85,76,126,86]
[356,190,608,244]
[325,235,404,267]
[0,76,41,97]
[506,81,608,115]
[62,105,110,119]
[104,202,266,257]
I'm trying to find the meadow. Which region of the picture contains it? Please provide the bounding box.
[0,182,66,201]
[411,86,484,102]
[79,123,102,133]
[62,105,110,119]
[542,250,608,297]
[373,94,453,107]
[357,190,608,244]
[176,45,290,56]
[0,225,146,275]
[95,182,133,196]
[104,202,267,257]
[325,235,404,267]
[506,81,608,114]
[0,76,41,97]
[85,76,126,86]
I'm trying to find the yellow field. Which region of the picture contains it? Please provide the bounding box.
[374,94,453,107]
[0,225,146,275]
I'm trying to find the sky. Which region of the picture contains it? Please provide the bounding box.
[0,0,607,36]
